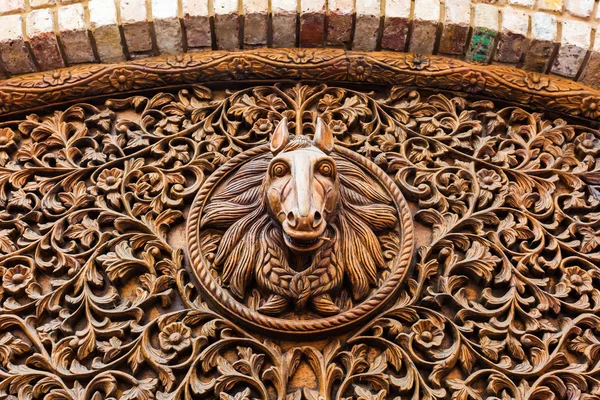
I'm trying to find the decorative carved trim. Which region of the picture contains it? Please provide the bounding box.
[1,49,600,121]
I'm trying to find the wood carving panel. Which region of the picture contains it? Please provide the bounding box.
[0,75,598,399]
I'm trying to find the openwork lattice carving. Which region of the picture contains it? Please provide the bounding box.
[0,79,599,399]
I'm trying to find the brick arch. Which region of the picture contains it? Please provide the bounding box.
[0,0,598,88]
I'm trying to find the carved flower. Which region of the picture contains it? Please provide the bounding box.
[159,322,191,352]
[108,69,134,91]
[97,168,123,192]
[318,94,342,111]
[412,320,444,348]
[328,120,347,137]
[581,96,600,119]
[523,73,549,91]
[256,94,287,110]
[348,58,373,81]
[404,54,430,71]
[129,173,160,199]
[561,266,593,295]
[0,92,14,113]
[288,49,314,64]
[43,70,71,86]
[0,128,16,167]
[167,54,193,68]
[575,132,600,156]
[477,169,502,191]
[251,118,273,137]
[228,58,252,79]
[440,172,471,199]
[3,265,32,293]
[476,169,502,207]
[461,72,486,93]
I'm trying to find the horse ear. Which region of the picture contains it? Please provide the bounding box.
[314,117,334,154]
[270,117,289,154]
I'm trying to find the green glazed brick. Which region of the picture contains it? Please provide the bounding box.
[466,28,498,64]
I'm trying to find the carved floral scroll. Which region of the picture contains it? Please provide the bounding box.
[0,51,599,399]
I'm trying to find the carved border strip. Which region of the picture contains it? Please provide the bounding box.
[1,49,600,120]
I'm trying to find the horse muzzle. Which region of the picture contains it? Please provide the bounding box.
[282,215,327,252]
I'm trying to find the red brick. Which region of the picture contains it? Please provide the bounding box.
[26,9,65,71]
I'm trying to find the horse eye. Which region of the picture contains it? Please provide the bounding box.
[318,162,334,177]
[271,162,288,178]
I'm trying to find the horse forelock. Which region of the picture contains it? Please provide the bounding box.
[281,135,313,152]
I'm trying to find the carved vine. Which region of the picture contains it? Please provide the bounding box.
[0,82,597,399]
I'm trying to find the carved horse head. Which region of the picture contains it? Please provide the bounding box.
[265,118,340,252]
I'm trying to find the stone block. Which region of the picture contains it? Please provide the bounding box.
[121,0,153,56]
[0,14,36,74]
[439,0,471,55]
[495,7,528,63]
[565,0,594,19]
[409,0,440,54]
[58,4,95,64]
[354,0,380,51]
[300,0,326,47]
[531,11,557,42]
[381,0,411,51]
[26,9,65,70]
[473,3,499,30]
[0,0,25,14]
[551,20,591,78]
[152,0,184,54]
[182,0,212,49]
[214,0,240,50]
[244,0,268,47]
[523,41,555,72]
[522,12,557,72]
[30,0,55,7]
[578,31,600,88]
[272,0,297,48]
[508,0,535,7]
[327,0,353,47]
[579,52,600,89]
[538,0,562,12]
[89,0,125,62]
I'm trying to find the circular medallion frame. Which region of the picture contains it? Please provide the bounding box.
[186,143,415,336]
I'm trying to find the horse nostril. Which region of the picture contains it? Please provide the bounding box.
[287,211,297,227]
[313,211,322,226]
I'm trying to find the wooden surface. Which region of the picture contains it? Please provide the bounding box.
[0,51,598,398]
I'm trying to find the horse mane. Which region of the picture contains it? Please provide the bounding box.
[200,150,398,311]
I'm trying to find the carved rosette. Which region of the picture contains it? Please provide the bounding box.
[0,52,598,399]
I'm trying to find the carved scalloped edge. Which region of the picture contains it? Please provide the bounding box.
[1,49,600,120]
